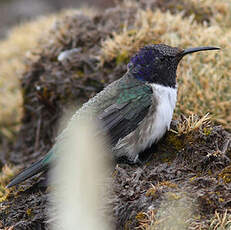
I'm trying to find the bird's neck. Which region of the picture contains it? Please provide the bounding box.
[128,69,177,89]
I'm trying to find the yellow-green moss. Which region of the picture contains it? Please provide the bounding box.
[203,127,212,136]
[219,166,231,184]
[0,165,19,202]
[75,70,85,78]
[166,133,184,151]
[189,176,199,182]
[26,208,33,217]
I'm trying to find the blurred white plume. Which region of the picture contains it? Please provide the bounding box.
[49,116,111,230]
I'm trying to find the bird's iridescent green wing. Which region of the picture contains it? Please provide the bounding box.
[55,73,153,148]
[96,75,153,145]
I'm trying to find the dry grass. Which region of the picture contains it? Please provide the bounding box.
[101,0,231,129]
[210,210,231,230]
[171,113,211,135]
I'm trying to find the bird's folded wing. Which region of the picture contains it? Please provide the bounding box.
[98,82,153,145]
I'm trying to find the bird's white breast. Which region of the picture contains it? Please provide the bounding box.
[146,83,177,147]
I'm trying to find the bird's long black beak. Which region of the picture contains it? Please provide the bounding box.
[181,46,220,56]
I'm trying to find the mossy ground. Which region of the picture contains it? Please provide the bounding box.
[0,0,231,229]
[111,119,231,229]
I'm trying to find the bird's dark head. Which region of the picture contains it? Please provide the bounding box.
[128,44,219,88]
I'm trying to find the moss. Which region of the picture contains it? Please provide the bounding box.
[219,166,231,184]
[218,197,225,203]
[0,165,19,202]
[189,176,197,182]
[26,208,32,217]
[0,191,10,203]
[75,70,85,78]
[166,132,184,151]
[203,127,212,136]
[207,169,213,176]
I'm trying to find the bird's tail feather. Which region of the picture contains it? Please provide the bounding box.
[6,149,53,188]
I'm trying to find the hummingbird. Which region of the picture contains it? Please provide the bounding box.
[7,44,219,188]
